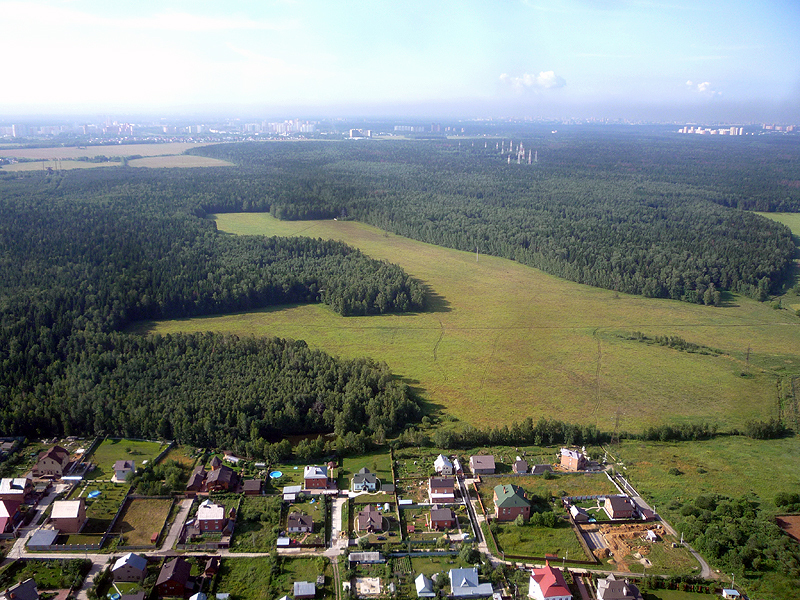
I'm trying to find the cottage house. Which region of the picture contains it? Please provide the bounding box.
[430,507,456,530]
[32,446,70,478]
[283,485,303,503]
[197,499,227,532]
[288,512,313,533]
[0,499,21,534]
[513,459,529,474]
[204,557,220,578]
[0,477,32,502]
[528,562,572,600]
[569,505,590,523]
[429,477,456,503]
[303,466,328,490]
[206,465,237,492]
[469,456,496,475]
[494,484,531,521]
[112,553,148,583]
[604,496,637,520]
[449,567,493,598]
[50,499,86,533]
[596,574,642,600]
[433,454,453,476]
[356,505,384,532]
[293,581,316,600]
[531,464,554,476]
[415,574,435,598]
[559,448,588,472]
[0,578,38,600]
[113,460,135,482]
[156,557,191,598]
[242,479,262,496]
[209,456,222,470]
[185,465,206,496]
[352,467,378,492]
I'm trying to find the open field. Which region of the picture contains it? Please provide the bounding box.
[110,497,172,546]
[86,438,166,479]
[0,160,115,171]
[612,437,800,512]
[128,154,232,168]
[133,213,800,432]
[494,520,586,559]
[0,142,213,159]
[215,557,333,599]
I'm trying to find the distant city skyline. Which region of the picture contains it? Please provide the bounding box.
[1,0,798,122]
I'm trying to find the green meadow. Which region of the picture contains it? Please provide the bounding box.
[133,212,800,432]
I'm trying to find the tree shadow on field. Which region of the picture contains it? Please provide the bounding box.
[421,283,451,313]
[717,290,740,308]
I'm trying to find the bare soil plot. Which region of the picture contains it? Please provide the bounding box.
[776,514,800,543]
[0,142,214,159]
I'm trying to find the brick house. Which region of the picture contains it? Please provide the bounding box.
[604,496,637,520]
[197,499,227,532]
[32,446,70,478]
[156,557,191,598]
[0,477,32,502]
[429,477,456,503]
[493,484,531,521]
[356,505,384,532]
[303,466,328,490]
[50,499,86,533]
[559,448,588,472]
[0,499,21,534]
[430,507,456,530]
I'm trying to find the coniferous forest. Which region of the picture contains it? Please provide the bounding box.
[1,132,799,448]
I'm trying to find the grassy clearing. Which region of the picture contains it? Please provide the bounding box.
[0,558,89,589]
[134,212,800,432]
[161,445,198,468]
[68,481,130,534]
[215,557,332,600]
[476,473,618,512]
[0,160,113,171]
[110,498,172,546]
[128,155,233,168]
[759,212,800,310]
[612,437,800,515]
[494,520,586,559]
[0,142,213,160]
[340,449,393,488]
[86,438,166,479]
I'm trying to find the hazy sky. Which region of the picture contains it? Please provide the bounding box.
[2,0,799,121]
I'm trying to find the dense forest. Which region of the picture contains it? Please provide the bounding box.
[189,137,798,302]
[0,169,424,442]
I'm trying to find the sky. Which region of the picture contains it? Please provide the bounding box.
[1,0,799,122]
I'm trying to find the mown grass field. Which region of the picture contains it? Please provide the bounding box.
[128,154,232,168]
[759,212,800,311]
[0,142,212,159]
[87,438,166,479]
[215,557,333,599]
[110,498,172,546]
[133,212,800,432]
[612,436,800,513]
[0,159,115,171]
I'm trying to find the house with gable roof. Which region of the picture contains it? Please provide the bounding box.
[293,581,316,600]
[469,455,496,475]
[196,499,227,532]
[156,557,191,598]
[604,496,637,520]
[494,484,531,521]
[528,562,572,600]
[0,578,38,600]
[352,467,378,492]
[113,460,135,482]
[429,477,456,503]
[112,552,148,583]
[434,454,453,475]
[356,505,384,532]
[303,465,328,490]
[288,512,313,533]
[559,448,588,472]
[449,567,493,597]
[415,574,435,598]
[596,574,642,600]
[32,446,70,478]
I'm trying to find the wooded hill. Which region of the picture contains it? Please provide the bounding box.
[189,136,798,303]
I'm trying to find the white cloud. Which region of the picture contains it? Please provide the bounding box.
[686,80,721,97]
[500,70,566,90]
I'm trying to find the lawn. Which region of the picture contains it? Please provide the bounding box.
[86,438,167,479]
[286,497,327,542]
[161,445,198,468]
[110,497,173,546]
[611,437,800,518]
[229,495,282,552]
[0,558,90,589]
[493,520,587,560]
[68,481,130,534]
[214,557,333,600]
[341,449,393,489]
[132,212,800,433]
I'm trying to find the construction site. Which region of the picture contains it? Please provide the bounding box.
[580,521,665,572]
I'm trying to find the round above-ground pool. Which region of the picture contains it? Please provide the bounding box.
[87,490,101,498]
[269,471,283,479]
